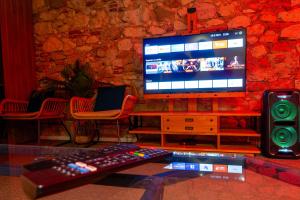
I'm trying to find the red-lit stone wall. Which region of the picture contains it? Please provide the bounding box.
[33,0,300,112]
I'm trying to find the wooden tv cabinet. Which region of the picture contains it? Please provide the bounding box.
[129,110,261,154]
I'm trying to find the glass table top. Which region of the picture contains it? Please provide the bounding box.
[0,144,300,200]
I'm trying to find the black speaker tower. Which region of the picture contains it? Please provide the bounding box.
[262,89,300,158]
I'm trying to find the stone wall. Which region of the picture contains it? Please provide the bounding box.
[33,0,300,113]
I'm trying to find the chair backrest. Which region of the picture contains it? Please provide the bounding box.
[0,99,28,114]
[70,97,95,115]
[37,98,68,118]
[114,95,138,119]
[0,98,67,119]
[69,84,138,118]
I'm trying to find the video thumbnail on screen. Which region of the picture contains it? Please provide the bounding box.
[225,56,245,70]
[145,60,172,74]
[171,59,200,73]
[146,57,226,74]
[199,57,224,71]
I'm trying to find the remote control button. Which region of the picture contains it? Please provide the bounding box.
[86,165,97,172]
[75,162,87,168]
[66,173,71,176]
[77,167,89,174]
[67,163,78,169]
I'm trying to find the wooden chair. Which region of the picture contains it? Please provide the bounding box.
[0,98,71,144]
[70,95,138,143]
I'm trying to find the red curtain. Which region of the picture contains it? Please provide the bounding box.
[0,0,36,100]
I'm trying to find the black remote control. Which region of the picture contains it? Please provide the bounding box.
[21,145,171,199]
[23,143,139,172]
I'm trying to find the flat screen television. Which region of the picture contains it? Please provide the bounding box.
[143,28,246,99]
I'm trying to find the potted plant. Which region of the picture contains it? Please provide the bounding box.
[61,60,95,98]
[61,60,97,144]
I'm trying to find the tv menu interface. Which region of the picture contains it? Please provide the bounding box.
[165,152,245,182]
[143,29,246,94]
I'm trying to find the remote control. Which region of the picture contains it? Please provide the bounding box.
[21,145,171,199]
[23,143,139,172]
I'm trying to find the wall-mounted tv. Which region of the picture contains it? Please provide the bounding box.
[143,28,246,99]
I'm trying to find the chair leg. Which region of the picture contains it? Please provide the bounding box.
[79,121,99,148]
[61,120,72,141]
[116,119,120,143]
[37,120,41,145]
[95,120,100,143]
[88,120,99,146]
[72,120,80,145]
[55,120,73,146]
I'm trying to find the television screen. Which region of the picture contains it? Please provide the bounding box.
[143,29,246,96]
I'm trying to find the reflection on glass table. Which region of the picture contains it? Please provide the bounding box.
[0,144,300,200]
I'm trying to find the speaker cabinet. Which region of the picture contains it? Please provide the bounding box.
[262,89,300,158]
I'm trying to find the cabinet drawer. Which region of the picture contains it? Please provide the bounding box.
[162,115,217,133]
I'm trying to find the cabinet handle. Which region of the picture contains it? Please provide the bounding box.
[210,128,213,131]
[185,118,194,122]
[166,118,170,122]
[185,126,194,130]
[210,119,214,122]
[167,127,170,130]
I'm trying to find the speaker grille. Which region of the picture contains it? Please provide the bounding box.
[271,126,297,148]
[271,100,297,121]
